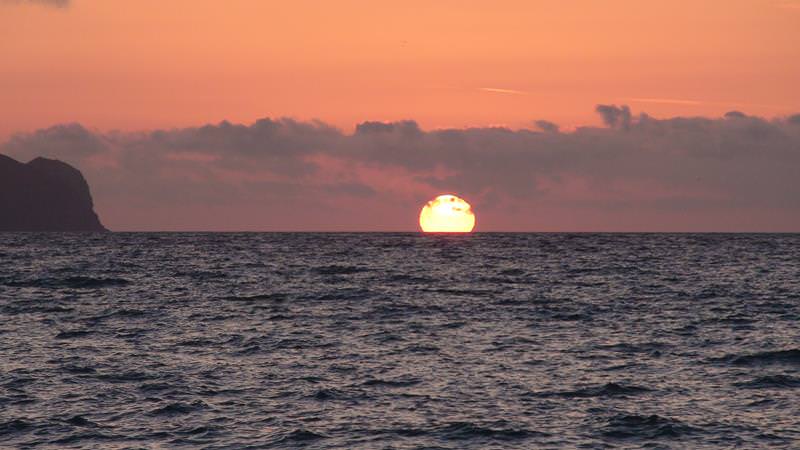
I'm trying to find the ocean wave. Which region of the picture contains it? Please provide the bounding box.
[534,382,653,398]
[309,388,357,401]
[313,288,373,301]
[221,293,287,302]
[362,377,422,388]
[173,270,228,280]
[713,349,800,366]
[435,420,547,441]
[593,342,672,354]
[49,432,116,445]
[148,401,208,416]
[176,337,216,347]
[385,273,435,283]
[2,304,74,315]
[600,414,697,439]
[734,374,800,389]
[84,308,148,323]
[64,415,100,428]
[62,365,96,374]
[425,287,499,297]
[499,268,526,276]
[95,371,157,383]
[313,265,369,275]
[267,429,327,445]
[55,330,94,339]
[0,419,31,436]
[4,276,130,289]
[138,382,174,392]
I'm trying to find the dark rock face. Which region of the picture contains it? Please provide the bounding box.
[0,154,107,231]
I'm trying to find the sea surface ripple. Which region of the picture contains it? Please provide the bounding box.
[1,233,799,449]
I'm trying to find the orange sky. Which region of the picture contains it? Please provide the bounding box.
[1,0,799,139]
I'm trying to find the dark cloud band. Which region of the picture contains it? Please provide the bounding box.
[2,106,799,230]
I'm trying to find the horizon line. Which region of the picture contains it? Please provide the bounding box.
[3,230,798,234]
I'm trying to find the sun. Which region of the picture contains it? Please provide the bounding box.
[419,194,476,232]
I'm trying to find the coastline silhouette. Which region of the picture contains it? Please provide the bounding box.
[0,154,106,232]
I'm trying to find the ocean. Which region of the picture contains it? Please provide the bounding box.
[1,232,799,449]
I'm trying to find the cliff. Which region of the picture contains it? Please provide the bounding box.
[0,154,107,231]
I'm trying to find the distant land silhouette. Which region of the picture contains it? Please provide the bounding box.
[0,154,106,232]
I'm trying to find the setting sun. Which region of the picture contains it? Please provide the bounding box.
[419,194,476,233]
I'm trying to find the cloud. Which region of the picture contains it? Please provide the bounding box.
[355,120,421,136]
[625,97,704,106]
[479,87,528,95]
[776,1,800,10]
[724,111,748,119]
[2,106,799,231]
[1,0,69,7]
[534,120,559,133]
[625,96,793,112]
[2,123,107,158]
[595,104,632,129]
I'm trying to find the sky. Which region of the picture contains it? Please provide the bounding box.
[1,0,799,231]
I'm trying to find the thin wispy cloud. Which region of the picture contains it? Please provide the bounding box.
[775,1,800,10]
[625,97,704,106]
[479,87,528,95]
[0,0,70,7]
[624,97,793,111]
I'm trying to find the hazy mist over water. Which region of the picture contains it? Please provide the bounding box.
[1,232,799,448]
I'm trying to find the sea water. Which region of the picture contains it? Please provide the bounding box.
[1,233,799,448]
